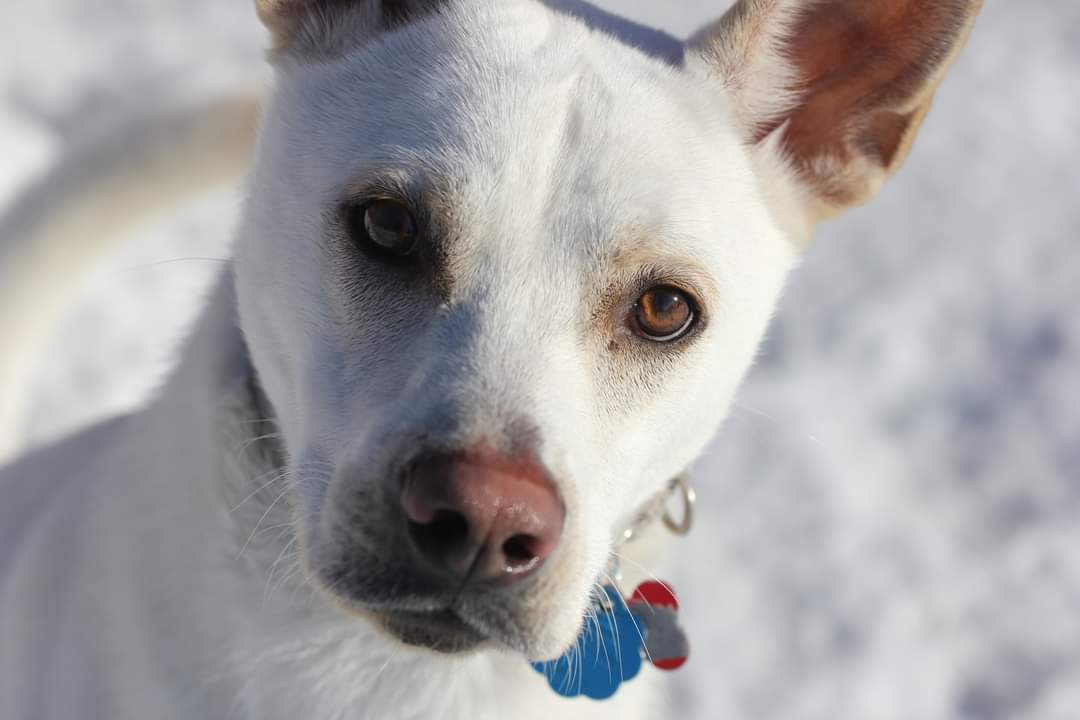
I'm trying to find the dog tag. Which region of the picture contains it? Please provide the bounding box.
[530,586,643,699]
[627,581,688,671]
[531,581,689,699]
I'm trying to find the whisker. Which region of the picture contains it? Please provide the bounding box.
[589,582,616,685]
[231,431,283,456]
[369,645,401,688]
[237,485,292,559]
[602,569,653,667]
[228,468,289,515]
[121,257,229,273]
[601,574,633,682]
[263,536,300,602]
[268,557,306,603]
[734,400,824,446]
[229,417,282,428]
[613,552,668,591]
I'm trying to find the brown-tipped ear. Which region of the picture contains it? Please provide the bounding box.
[689,0,982,218]
[256,0,440,56]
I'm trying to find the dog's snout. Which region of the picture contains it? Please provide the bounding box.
[401,449,563,584]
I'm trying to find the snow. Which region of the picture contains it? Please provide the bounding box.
[2,1,1079,717]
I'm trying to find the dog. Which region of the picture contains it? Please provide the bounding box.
[0,1,981,717]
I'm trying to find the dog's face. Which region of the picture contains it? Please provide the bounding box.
[234,0,980,660]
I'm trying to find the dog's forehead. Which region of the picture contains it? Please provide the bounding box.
[282,1,754,271]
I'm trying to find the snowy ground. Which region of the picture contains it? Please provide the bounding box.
[2,1,1079,718]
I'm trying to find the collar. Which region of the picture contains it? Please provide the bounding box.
[620,473,696,546]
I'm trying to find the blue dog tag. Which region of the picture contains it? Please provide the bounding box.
[530,586,644,700]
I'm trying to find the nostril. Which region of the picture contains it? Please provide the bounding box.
[409,509,469,560]
[501,534,542,574]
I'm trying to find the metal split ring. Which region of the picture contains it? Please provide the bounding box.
[662,474,696,536]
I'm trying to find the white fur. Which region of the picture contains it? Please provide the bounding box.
[687,0,810,137]
[0,0,974,717]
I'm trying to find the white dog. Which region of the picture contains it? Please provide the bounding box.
[0,1,981,718]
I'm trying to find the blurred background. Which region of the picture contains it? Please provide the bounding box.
[1,1,1078,718]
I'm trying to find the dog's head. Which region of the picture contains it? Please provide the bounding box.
[234,0,980,659]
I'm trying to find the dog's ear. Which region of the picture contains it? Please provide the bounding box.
[256,0,441,55]
[688,0,981,219]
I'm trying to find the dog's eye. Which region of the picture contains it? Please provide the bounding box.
[632,286,696,342]
[348,200,418,259]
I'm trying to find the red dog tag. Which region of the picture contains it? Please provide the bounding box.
[627,581,689,671]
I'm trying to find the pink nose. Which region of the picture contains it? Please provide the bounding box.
[401,448,564,584]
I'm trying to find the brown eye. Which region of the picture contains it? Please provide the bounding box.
[633,285,696,342]
[348,199,418,259]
